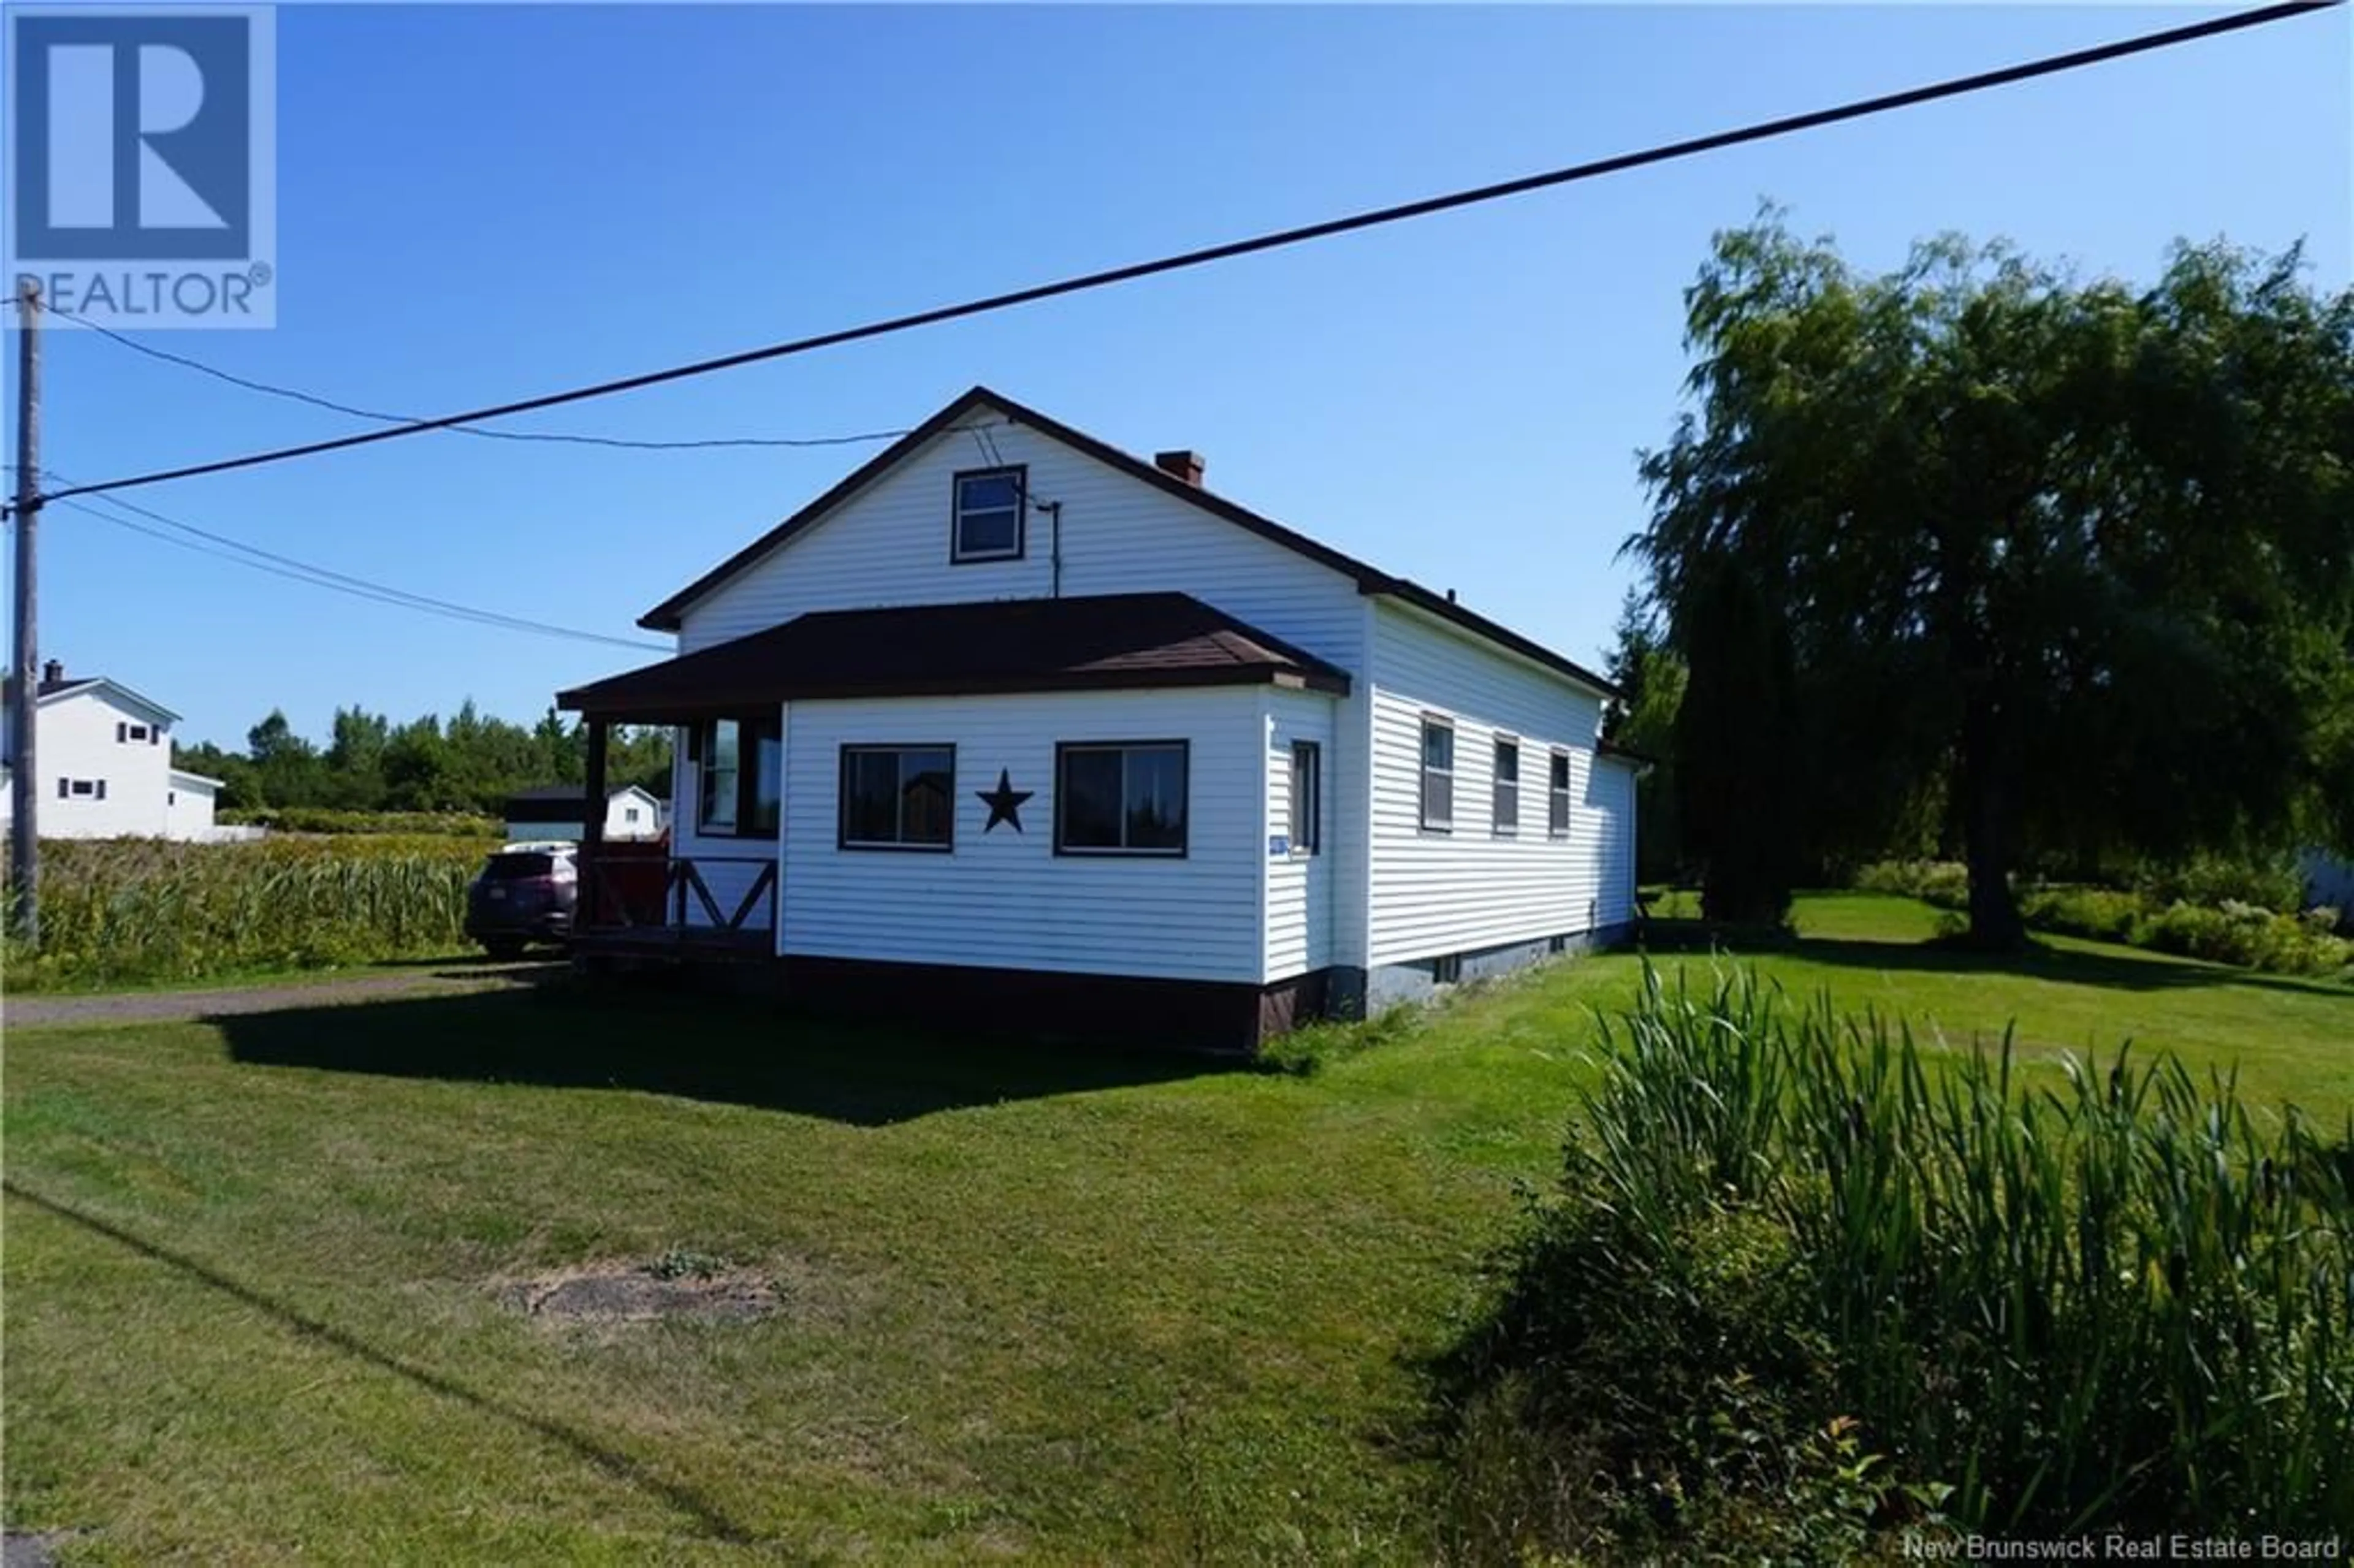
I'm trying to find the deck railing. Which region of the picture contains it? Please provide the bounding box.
[581,851,777,935]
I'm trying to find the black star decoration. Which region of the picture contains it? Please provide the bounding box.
[976,767,1034,834]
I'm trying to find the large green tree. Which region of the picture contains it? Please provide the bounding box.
[1633,216,2354,945]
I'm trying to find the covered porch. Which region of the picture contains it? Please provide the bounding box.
[554,688,780,967]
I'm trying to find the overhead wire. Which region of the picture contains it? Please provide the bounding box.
[22,0,2333,508]
[25,469,668,652]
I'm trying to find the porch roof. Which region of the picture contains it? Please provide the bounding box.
[557,592,1352,721]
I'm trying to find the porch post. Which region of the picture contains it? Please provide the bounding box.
[582,718,609,919]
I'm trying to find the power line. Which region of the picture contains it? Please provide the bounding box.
[33,472,668,652]
[45,302,929,452]
[31,0,2334,508]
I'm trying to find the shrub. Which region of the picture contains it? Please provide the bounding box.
[1440,967,2354,1561]
[2,836,495,990]
[2128,852,2306,916]
[1854,863,2353,980]
[1851,861,1968,907]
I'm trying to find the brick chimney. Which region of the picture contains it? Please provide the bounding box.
[1154,449,1205,487]
[38,659,63,692]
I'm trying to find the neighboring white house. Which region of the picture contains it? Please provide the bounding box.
[557,386,1638,1050]
[501,783,667,843]
[0,661,230,842]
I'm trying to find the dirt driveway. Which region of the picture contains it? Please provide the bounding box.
[4,961,564,1029]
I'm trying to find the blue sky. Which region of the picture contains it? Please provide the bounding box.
[10,2,2348,750]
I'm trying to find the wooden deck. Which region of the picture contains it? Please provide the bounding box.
[571,852,777,967]
[569,924,774,963]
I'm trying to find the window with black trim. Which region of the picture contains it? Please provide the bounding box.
[1056,741,1187,856]
[695,715,781,837]
[951,466,1026,563]
[1420,718,1454,831]
[1548,750,1572,837]
[839,745,956,850]
[1289,740,1320,855]
[58,777,103,799]
[116,721,150,744]
[1493,737,1520,835]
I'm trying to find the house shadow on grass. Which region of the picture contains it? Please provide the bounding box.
[213,980,1242,1128]
[1632,918,2353,1000]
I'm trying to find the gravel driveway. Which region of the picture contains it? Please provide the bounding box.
[3,961,564,1029]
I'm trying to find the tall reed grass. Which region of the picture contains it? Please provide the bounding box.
[2,836,492,991]
[1446,965,2353,1558]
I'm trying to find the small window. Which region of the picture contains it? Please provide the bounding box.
[1548,751,1572,837]
[1433,953,1463,984]
[696,715,782,837]
[119,722,149,744]
[839,745,956,850]
[66,778,97,798]
[1056,741,1188,856]
[700,719,742,832]
[1493,738,1520,835]
[1419,718,1454,832]
[951,466,1026,563]
[624,806,641,824]
[1288,740,1321,856]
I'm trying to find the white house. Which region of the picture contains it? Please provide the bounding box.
[1,661,227,841]
[501,782,667,843]
[557,387,1637,1050]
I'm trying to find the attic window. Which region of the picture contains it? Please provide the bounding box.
[951,466,1026,563]
[118,721,150,743]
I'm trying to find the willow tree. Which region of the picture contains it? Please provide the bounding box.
[1632,216,2354,945]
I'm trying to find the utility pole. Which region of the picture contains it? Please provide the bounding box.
[10,279,40,948]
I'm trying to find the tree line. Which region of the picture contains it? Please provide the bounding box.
[172,702,674,815]
[1613,211,2353,946]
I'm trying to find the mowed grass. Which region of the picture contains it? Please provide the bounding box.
[5,894,2347,1562]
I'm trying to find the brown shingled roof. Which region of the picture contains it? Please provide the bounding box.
[558,592,1351,720]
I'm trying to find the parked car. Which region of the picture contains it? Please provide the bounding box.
[464,842,578,958]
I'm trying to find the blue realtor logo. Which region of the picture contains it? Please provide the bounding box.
[6,6,276,326]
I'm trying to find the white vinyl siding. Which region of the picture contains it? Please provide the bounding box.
[1590,755,1640,929]
[0,686,178,839]
[782,689,1267,981]
[1263,688,1338,980]
[673,416,1367,672]
[1366,599,1617,966]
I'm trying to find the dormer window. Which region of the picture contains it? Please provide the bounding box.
[951,466,1026,563]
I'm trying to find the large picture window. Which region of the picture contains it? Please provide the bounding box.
[951,466,1026,563]
[1056,741,1188,856]
[696,714,781,837]
[839,745,956,850]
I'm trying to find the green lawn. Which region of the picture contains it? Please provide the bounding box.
[5,894,2347,1563]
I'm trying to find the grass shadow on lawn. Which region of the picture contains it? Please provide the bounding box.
[215,983,1243,1127]
[0,1179,758,1545]
[1631,918,2352,1000]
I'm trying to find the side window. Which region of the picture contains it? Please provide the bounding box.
[1419,718,1454,832]
[1288,740,1321,855]
[1492,738,1520,835]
